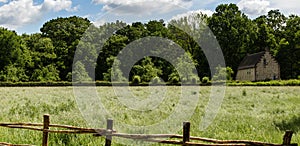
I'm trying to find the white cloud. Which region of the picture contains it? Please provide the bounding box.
[92,0,193,16]
[237,0,300,18]
[237,0,270,16]
[0,0,7,3]
[270,0,300,16]
[92,19,106,27]
[42,0,73,12]
[0,0,74,29]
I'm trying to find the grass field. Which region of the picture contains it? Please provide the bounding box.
[0,86,299,145]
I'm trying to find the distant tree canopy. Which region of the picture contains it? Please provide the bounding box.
[0,4,299,82]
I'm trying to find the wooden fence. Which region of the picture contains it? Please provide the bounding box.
[0,114,298,146]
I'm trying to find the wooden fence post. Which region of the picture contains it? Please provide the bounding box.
[42,114,50,146]
[105,119,113,146]
[183,122,190,146]
[283,130,298,146]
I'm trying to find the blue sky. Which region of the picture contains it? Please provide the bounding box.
[0,0,299,34]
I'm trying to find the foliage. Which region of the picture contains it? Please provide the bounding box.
[0,64,28,82]
[0,4,300,82]
[175,53,198,83]
[208,4,255,76]
[132,57,162,82]
[212,66,234,81]
[168,76,180,84]
[0,28,22,71]
[132,75,141,84]
[31,64,60,81]
[40,16,91,80]
[150,76,161,84]
[228,79,300,86]
[103,56,126,82]
[201,76,210,84]
[72,61,92,82]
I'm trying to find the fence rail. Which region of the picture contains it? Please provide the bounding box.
[0,114,298,146]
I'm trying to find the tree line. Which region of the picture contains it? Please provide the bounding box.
[0,3,300,83]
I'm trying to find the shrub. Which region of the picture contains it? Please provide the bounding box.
[191,76,199,84]
[181,77,188,83]
[132,75,141,84]
[169,76,179,84]
[202,76,209,84]
[151,76,161,84]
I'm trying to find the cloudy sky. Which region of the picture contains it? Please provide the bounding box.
[0,0,299,34]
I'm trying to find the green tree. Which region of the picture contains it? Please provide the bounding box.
[168,12,210,78]
[31,64,60,81]
[145,20,169,37]
[0,64,28,82]
[277,15,300,79]
[208,4,255,77]
[22,33,58,81]
[0,27,30,81]
[253,10,286,56]
[103,56,126,82]
[253,17,277,53]
[212,66,234,81]
[117,22,148,42]
[266,10,286,38]
[96,34,128,80]
[94,21,128,80]
[0,28,22,72]
[72,61,92,82]
[40,16,91,80]
[132,57,162,82]
[173,53,198,82]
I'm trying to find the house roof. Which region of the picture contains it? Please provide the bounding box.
[238,51,265,70]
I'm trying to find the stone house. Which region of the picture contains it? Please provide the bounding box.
[236,50,280,81]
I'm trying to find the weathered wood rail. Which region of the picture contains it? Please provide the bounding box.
[0,115,298,146]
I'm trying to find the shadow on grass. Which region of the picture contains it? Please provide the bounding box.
[274,116,300,133]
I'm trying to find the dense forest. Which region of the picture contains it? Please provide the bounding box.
[0,3,300,82]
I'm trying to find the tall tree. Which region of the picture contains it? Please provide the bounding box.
[0,27,29,81]
[277,15,300,79]
[266,10,287,37]
[0,28,22,71]
[208,4,255,77]
[94,21,127,80]
[40,16,91,80]
[132,57,162,82]
[253,10,286,56]
[253,16,277,54]
[168,12,210,78]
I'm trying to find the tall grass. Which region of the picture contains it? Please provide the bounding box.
[0,86,299,145]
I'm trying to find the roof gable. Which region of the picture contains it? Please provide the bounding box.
[238,51,265,70]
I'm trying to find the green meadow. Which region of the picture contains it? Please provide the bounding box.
[0,86,299,145]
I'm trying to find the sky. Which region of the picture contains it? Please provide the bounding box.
[0,0,299,34]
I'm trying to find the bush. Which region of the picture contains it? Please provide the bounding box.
[151,76,161,84]
[202,76,209,84]
[181,77,188,83]
[169,76,179,84]
[191,76,199,84]
[132,75,141,84]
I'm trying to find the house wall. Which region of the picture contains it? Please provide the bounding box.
[236,68,255,81]
[255,51,280,81]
